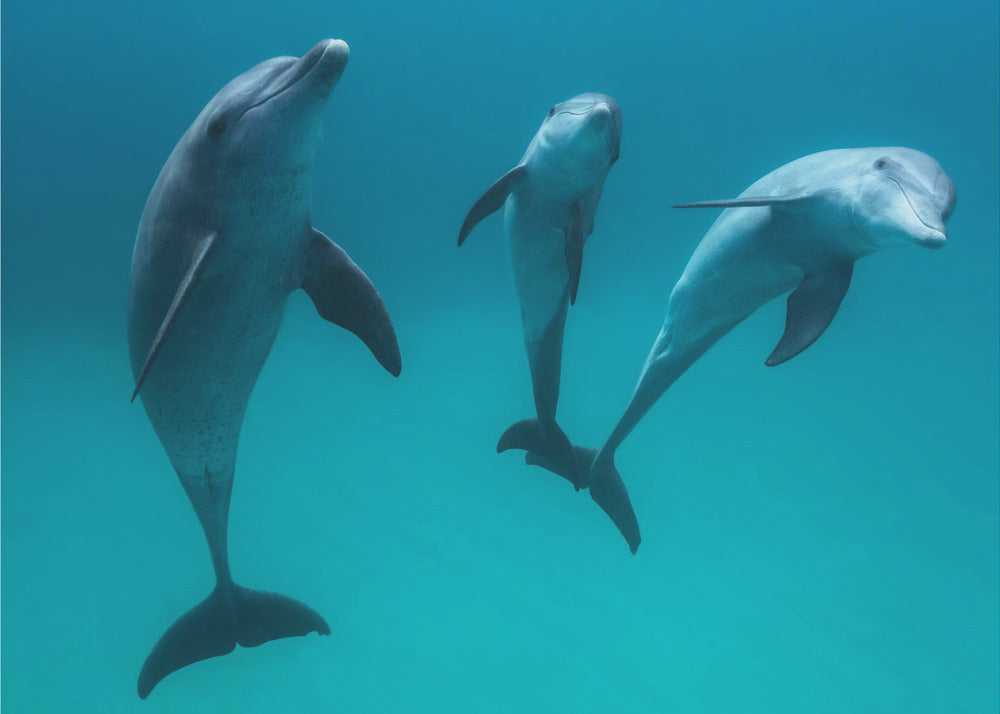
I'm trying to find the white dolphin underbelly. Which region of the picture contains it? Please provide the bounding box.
[505,197,570,343]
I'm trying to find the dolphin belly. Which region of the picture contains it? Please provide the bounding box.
[128,266,285,480]
[507,207,568,341]
[506,206,570,419]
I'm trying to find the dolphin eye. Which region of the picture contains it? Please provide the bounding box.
[547,106,556,118]
[874,158,888,170]
[207,118,227,140]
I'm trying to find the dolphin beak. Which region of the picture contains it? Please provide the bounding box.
[589,96,622,163]
[891,177,948,249]
[274,38,349,95]
[309,38,350,88]
[935,170,957,221]
[915,228,947,249]
[910,210,947,249]
[239,39,350,121]
[588,103,613,130]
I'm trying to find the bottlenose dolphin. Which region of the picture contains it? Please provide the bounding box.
[457,94,631,541]
[127,39,400,698]
[535,147,956,553]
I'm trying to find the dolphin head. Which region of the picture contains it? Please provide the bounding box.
[849,147,956,250]
[537,93,622,179]
[187,39,350,176]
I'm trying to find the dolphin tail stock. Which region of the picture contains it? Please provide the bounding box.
[137,583,330,699]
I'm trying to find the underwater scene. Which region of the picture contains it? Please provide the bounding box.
[2,0,998,711]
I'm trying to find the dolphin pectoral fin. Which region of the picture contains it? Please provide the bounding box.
[565,201,585,305]
[766,263,854,367]
[458,165,527,245]
[672,195,809,209]
[302,229,401,377]
[131,231,217,403]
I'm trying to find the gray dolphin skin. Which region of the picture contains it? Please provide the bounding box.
[457,94,634,548]
[532,147,955,553]
[127,39,401,698]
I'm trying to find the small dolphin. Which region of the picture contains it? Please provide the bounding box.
[536,147,956,553]
[127,39,400,698]
[458,94,631,542]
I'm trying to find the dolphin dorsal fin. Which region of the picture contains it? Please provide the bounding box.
[766,263,854,367]
[565,200,585,305]
[457,165,527,246]
[672,195,809,209]
[131,232,217,402]
[302,228,402,377]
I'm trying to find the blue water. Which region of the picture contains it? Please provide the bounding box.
[2,0,998,711]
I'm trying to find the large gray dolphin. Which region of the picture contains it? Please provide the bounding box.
[535,147,956,553]
[457,94,631,540]
[127,39,400,698]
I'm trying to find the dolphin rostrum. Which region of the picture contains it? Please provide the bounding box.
[127,39,400,697]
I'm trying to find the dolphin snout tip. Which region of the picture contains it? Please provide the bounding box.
[313,38,350,73]
[588,103,613,128]
[589,93,620,114]
[917,227,947,249]
[317,38,349,56]
[936,172,957,221]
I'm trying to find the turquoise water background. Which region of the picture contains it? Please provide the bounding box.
[2,0,998,711]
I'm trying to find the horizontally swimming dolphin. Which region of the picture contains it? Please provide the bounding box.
[533,147,956,553]
[457,93,629,539]
[127,39,400,698]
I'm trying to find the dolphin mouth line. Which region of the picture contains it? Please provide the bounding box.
[555,103,620,159]
[888,176,945,240]
[558,102,615,118]
[236,43,335,123]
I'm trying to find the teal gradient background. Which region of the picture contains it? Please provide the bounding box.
[2,1,997,711]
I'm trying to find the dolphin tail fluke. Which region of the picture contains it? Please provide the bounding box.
[496,418,586,489]
[524,446,641,554]
[589,454,641,554]
[137,585,330,699]
[524,445,597,485]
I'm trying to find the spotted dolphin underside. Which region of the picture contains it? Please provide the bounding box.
[127,39,400,698]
